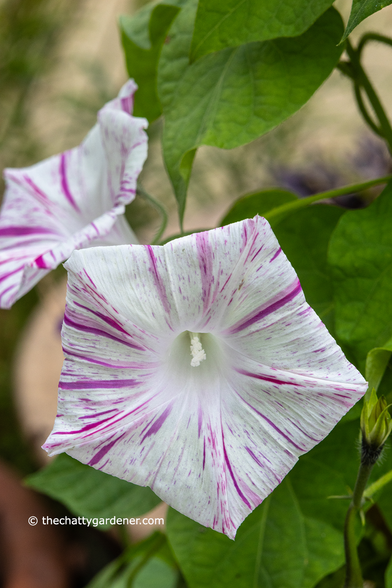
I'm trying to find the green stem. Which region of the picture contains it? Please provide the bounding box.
[338,59,383,136]
[364,468,392,499]
[357,32,392,56]
[265,174,392,224]
[126,532,166,588]
[344,505,363,588]
[352,462,373,509]
[346,39,392,152]
[344,462,373,588]
[136,184,168,245]
[353,83,383,138]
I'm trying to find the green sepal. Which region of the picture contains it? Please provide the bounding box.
[360,389,392,449]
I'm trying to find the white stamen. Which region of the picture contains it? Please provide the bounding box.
[189,333,206,367]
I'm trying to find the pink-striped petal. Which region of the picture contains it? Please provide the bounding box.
[43,217,367,539]
[0,80,147,308]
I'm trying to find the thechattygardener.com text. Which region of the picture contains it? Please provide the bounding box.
[28,515,164,527]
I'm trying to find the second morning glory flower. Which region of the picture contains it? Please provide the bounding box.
[43,216,367,539]
[0,80,148,308]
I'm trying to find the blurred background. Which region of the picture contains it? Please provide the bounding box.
[0,0,392,585]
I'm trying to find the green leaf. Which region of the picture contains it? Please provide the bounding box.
[365,336,392,392]
[158,0,198,113]
[328,180,392,372]
[190,0,335,61]
[134,557,178,588]
[159,6,344,225]
[274,205,345,336]
[120,1,181,122]
[341,0,392,42]
[220,188,298,227]
[86,532,178,588]
[25,454,161,525]
[167,421,366,588]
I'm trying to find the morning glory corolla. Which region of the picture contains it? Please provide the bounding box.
[0,80,148,308]
[43,216,367,539]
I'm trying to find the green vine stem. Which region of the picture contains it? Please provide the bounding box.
[265,174,392,224]
[353,82,384,138]
[337,60,383,138]
[136,184,168,245]
[344,462,374,588]
[344,39,392,152]
[357,32,392,56]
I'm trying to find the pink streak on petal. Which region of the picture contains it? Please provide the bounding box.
[288,419,319,442]
[198,405,203,438]
[141,403,173,442]
[74,301,131,337]
[55,413,117,434]
[34,254,49,269]
[235,368,304,387]
[250,244,264,263]
[60,152,81,212]
[83,269,96,288]
[58,378,140,390]
[63,312,145,351]
[196,232,213,313]
[0,265,25,283]
[227,278,302,334]
[0,226,57,237]
[121,95,133,114]
[65,348,155,370]
[22,175,50,206]
[79,409,116,420]
[269,247,282,262]
[146,245,171,315]
[222,430,251,509]
[89,432,127,466]
[240,396,306,452]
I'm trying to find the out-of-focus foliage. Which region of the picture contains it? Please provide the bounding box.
[0,0,79,175]
[0,0,79,472]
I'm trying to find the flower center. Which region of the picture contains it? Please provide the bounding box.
[189,332,206,367]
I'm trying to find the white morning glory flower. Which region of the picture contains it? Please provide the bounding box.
[43,216,367,539]
[0,80,148,308]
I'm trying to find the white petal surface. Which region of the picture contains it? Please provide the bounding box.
[0,80,147,308]
[43,217,367,538]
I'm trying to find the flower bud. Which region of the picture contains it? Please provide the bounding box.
[360,389,392,465]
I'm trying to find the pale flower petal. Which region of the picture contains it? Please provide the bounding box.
[43,217,367,539]
[0,79,147,308]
